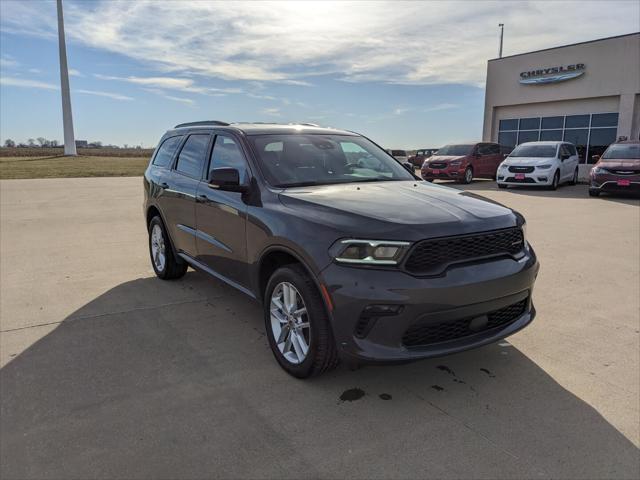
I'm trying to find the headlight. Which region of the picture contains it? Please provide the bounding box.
[592,166,606,175]
[536,164,552,169]
[331,239,411,265]
[450,160,462,166]
[499,163,508,170]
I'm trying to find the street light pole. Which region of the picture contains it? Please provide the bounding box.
[498,23,504,58]
[56,0,76,156]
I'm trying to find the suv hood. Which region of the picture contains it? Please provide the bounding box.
[598,159,640,169]
[504,156,556,165]
[278,181,516,240]
[428,155,465,163]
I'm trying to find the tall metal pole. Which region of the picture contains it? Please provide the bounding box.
[498,23,504,58]
[57,0,76,156]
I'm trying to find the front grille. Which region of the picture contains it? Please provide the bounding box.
[402,298,528,347]
[404,228,524,275]
[429,162,447,169]
[609,169,640,176]
[505,176,536,183]
[508,166,535,173]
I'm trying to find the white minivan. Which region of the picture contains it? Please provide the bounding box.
[497,141,580,190]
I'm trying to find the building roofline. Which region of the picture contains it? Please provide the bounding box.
[488,31,639,62]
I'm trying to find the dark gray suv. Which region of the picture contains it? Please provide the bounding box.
[144,121,539,378]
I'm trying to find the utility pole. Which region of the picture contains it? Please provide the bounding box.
[498,23,504,58]
[57,0,76,156]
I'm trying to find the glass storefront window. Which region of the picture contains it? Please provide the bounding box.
[518,131,539,144]
[519,117,540,130]
[540,130,563,141]
[498,131,517,148]
[587,128,617,163]
[499,119,518,131]
[565,114,590,128]
[563,129,588,162]
[541,116,563,129]
[591,113,618,127]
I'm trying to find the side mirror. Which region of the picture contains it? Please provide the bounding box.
[208,168,248,193]
[402,162,414,173]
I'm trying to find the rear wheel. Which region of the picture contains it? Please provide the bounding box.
[569,167,579,185]
[148,216,187,280]
[264,265,338,378]
[461,167,473,184]
[550,170,560,190]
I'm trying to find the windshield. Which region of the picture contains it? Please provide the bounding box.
[416,150,426,156]
[436,144,473,156]
[391,150,407,156]
[250,134,414,188]
[602,144,640,160]
[510,144,557,158]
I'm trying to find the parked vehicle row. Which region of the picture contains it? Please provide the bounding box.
[421,142,508,184]
[408,148,439,167]
[144,122,538,378]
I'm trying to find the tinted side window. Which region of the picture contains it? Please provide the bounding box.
[477,144,492,155]
[488,144,501,155]
[152,136,182,168]
[560,145,571,157]
[567,144,577,155]
[209,135,248,182]
[175,134,210,178]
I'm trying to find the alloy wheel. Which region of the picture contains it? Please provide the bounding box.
[270,282,311,364]
[150,224,166,272]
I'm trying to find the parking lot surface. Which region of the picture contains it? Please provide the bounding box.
[1,177,639,479]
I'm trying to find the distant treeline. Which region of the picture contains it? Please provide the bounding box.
[0,147,155,158]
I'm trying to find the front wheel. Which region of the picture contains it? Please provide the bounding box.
[264,265,338,378]
[550,170,560,190]
[461,167,473,184]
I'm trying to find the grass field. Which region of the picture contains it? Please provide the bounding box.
[0,156,150,179]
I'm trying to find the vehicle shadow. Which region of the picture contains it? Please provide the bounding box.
[1,275,638,479]
[443,179,640,205]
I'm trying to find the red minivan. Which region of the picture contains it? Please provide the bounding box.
[421,142,507,184]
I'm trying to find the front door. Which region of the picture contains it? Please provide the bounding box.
[163,133,211,257]
[195,133,251,288]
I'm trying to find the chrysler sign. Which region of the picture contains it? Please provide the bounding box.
[520,63,586,84]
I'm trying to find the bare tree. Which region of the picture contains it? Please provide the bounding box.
[50,140,59,147]
[36,137,48,147]
[3,139,16,148]
[27,138,36,147]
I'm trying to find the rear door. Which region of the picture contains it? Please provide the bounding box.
[162,133,212,257]
[195,133,251,288]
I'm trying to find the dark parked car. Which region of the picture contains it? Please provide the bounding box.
[589,141,640,197]
[408,148,438,168]
[144,122,539,378]
[421,142,505,184]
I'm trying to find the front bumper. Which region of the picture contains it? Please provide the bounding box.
[421,166,464,180]
[590,174,640,195]
[319,247,539,364]
[497,168,553,186]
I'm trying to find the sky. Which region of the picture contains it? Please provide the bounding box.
[1,1,638,149]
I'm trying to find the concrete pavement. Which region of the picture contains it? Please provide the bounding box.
[1,177,639,479]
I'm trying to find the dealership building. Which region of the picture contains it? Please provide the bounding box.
[483,32,640,175]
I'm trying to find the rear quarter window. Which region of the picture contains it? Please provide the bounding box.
[152,136,183,168]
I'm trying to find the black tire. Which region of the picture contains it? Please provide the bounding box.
[550,170,560,190]
[589,189,600,197]
[148,215,187,280]
[461,167,473,184]
[264,265,338,378]
[498,183,507,189]
[569,168,578,185]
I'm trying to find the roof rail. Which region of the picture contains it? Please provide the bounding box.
[298,123,320,127]
[174,120,230,128]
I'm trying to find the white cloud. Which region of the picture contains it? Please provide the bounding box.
[0,55,19,69]
[94,73,240,95]
[424,103,459,112]
[0,77,58,90]
[261,107,281,117]
[76,89,134,101]
[1,1,638,86]
[69,69,83,77]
